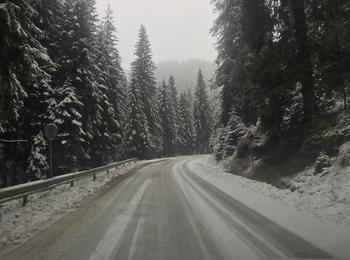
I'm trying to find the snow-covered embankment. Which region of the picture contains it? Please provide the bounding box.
[189,155,350,259]
[0,162,139,248]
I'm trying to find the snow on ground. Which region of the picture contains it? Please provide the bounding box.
[281,165,350,226]
[187,155,350,259]
[202,155,350,227]
[0,162,139,248]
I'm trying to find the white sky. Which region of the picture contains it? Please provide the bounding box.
[95,0,217,69]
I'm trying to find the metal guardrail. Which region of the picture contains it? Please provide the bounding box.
[0,158,137,207]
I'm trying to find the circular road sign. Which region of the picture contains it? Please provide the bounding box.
[44,123,58,140]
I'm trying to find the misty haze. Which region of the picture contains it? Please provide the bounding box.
[0,0,349,259]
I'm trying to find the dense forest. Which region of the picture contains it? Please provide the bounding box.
[156,59,216,92]
[1,0,349,187]
[0,0,213,187]
[210,0,350,181]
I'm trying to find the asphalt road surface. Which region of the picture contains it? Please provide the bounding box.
[0,157,334,260]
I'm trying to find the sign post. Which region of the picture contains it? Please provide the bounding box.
[44,123,58,178]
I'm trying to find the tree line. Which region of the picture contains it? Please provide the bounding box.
[0,0,212,186]
[210,0,350,165]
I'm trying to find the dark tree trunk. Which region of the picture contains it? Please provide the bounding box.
[289,0,318,122]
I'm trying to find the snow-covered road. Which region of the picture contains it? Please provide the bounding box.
[1,156,348,259]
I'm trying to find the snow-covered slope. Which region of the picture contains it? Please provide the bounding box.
[189,155,350,259]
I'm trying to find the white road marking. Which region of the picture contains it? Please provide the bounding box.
[88,180,151,260]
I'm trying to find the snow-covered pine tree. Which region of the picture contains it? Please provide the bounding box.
[26,132,48,179]
[0,0,54,183]
[53,0,103,172]
[194,69,211,154]
[21,68,55,180]
[23,0,66,180]
[211,128,227,161]
[0,0,52,133]
[178,92,195,155]
[223,109,247,157]
[32,0,64,62]
[124,80,153,159]
[130,25,160,153]
[177,92,187,153]
[168,75,179,154]
[157,81,176,156]
[96,4,127,162]
[211,0,264,127]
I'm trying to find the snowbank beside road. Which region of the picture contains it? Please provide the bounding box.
[187,155,350,259]
[0,162,138,248]
[281,165,350,226]
[204,156,350,227]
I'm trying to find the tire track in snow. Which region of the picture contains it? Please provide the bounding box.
[181,159,333,259]
[88,180,151,260]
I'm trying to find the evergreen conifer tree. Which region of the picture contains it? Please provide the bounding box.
[0,0,54,182]
[33,0,64,62]
[178,92,195,154]
[308,0,350,110]
[129,25,160,154]
[124,81,153,159]
[193,70,211,154]
[0,0,53,133]
[96,4,127,162]
[168,75,179,154]
[53,0,103,172]
[157,81,176,156]
[223,109,247,157]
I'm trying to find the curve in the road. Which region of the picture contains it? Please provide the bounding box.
[176,159,333,259]
[0,157,335,260]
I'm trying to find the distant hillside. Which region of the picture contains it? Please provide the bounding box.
[155,59,216,93]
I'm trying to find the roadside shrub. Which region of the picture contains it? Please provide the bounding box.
[314,152,332,174]
[211,128,226,161]
[211,110,247,162]
[337,142,350,168]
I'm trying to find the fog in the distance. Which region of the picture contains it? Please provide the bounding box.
[95,0,217,69]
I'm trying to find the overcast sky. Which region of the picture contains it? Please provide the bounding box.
[95,0,217,69]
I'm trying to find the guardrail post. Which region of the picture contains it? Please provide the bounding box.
[0,205,2,222]
[70,181,74,187]
[93,174,96,181]
[22,195,28,207]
